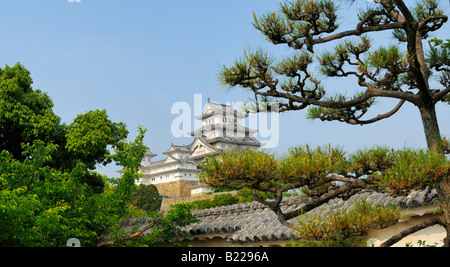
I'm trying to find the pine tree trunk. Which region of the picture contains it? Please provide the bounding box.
[437,175,450,247]
[419,105,441,152]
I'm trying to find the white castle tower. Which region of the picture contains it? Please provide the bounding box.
[188,100,261,161]
[137,100,261,198]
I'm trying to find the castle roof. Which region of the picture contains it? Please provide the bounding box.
[194,101,247,120]
[162,144,193,155]
[141,144,196,170]
[144,150,157,158]
[207,136,261,147]
[189,123,257,137]
[186,136,261,161]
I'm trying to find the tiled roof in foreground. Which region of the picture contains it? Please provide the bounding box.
[182,187,438,245]
[119,187,438,245]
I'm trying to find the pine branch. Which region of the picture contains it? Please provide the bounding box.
[379,217,441,247]
[96,213,164,247]
[347,99,405,125]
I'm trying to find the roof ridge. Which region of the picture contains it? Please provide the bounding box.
[192,196,310,217]
[191,187,438,217]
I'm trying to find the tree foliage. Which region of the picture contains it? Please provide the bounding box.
[0,63,60,160]
[189,187,273,210]
[130,184,162,214]
[98,203,199,247]
[201,146,449,199]
[0,63,131,194]
[0,63,194,247]
[0,126,149,246]
[287,199,402,247]
[200,145,450,246]
[65,109,128,170]
[214,0,450,246]
[219,0,449,151]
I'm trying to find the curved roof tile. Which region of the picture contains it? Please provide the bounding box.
[182,188,438,245]
[117,188,438,246]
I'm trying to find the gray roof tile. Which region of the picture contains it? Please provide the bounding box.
[185,188,437,245]
[119,188,438,245]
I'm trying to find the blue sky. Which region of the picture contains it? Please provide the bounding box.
[1,0,449,177]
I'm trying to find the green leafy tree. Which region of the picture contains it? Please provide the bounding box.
[0,64,196,247]
[131,184,162,214]
[63,109,128,170]
[0,63,129,194]
[130,203,199,247]
[0,63,60,160]
[0,126,146,246]
[189,186,274,210]
[1,140,98,246]
[190,194,240,210]
[219,0,449,151]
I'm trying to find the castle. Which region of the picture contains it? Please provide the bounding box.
[137,100,261,198]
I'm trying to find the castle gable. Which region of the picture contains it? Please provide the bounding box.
[189,137,222,160]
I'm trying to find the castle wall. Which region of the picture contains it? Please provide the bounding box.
[154,180,199,198]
